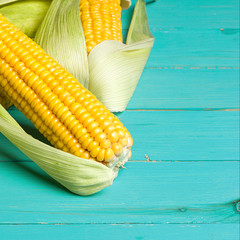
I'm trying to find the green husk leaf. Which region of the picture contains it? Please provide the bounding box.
[88,0,154,112]
[0,104,117,195]
[34,0,89,88]
[0,0,51,38]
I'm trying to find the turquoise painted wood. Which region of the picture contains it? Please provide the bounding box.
[0,162,239,223]
[1,110,238,162]
[0,0,239,239]
[141,30,239,68]
[127,69,239,109]
[0,225,239,240]
[121,0,240,29]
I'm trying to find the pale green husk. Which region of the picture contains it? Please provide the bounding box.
[0,0,51,38]
[0,0,18,5]
[34,0,89,88]
[0,105,119,195]
[88,0,154,112]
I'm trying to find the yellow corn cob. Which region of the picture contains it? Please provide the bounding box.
[0,14,132,164]
[0,87,12,109]
[80,0,123,54]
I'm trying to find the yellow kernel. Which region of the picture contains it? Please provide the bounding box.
[75,128,88,140]
[80,151,90,159]
[97,149,105,162]
[100,139,111,148]
[91,127,102,137]
[117,129,125,138]
[87,122,99,132]
[82,137,92,149]
[72,123,84,136]
[108,131,119,143]
[79,112,91,122]
[73,148,85,157]
[79,133,90,143]
[87,141,98,152]
[83,117,94,127]
[95,132,106,143]
[104,149,115,162]
[120,137,128,147]
[90,146,101,158]
[128,150,132,159]
[100,120,112,130]
[104,125,115,134]
[62,146,68,152]
[127,136,133,148]
[112,143,123,156]
[56,140,64,149]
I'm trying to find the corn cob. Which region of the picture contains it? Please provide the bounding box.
[0,14,132,164]
[80,0,123,54]
[0,87,12,109]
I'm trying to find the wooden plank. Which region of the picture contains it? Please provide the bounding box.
[122,111,239,161]
[1,110,238,162]
[121,0,239,30]
[0,224,239,240]
[127,69,239,109]
[142,30,239,68]
[0,161,239,224]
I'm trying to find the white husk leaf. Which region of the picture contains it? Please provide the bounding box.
[88,0,154,112]
[0,105,119,196]
[34,0,89,88]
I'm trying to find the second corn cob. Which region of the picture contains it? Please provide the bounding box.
[80,0,123,54]
[0,14,132,165]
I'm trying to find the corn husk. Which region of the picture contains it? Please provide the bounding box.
[88,0,154,112]
[0,0,18,5]
[0,0,51,38]
[0,104,124,195]
[34,0,89,88]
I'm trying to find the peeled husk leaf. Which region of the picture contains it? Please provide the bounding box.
[0,0,18,5]
[0,0,51,38]
[0,104,122,195]
[34,0,89,88]
[88,0,154,112]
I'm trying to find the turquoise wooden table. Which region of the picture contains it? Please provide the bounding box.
[0,0,239,239]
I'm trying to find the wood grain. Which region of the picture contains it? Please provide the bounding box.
[127,68,239,109]
[0,161,239,224]
[121,0,239,30]
[0,224,239,240]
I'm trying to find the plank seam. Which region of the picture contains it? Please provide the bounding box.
[0,222,238,225]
